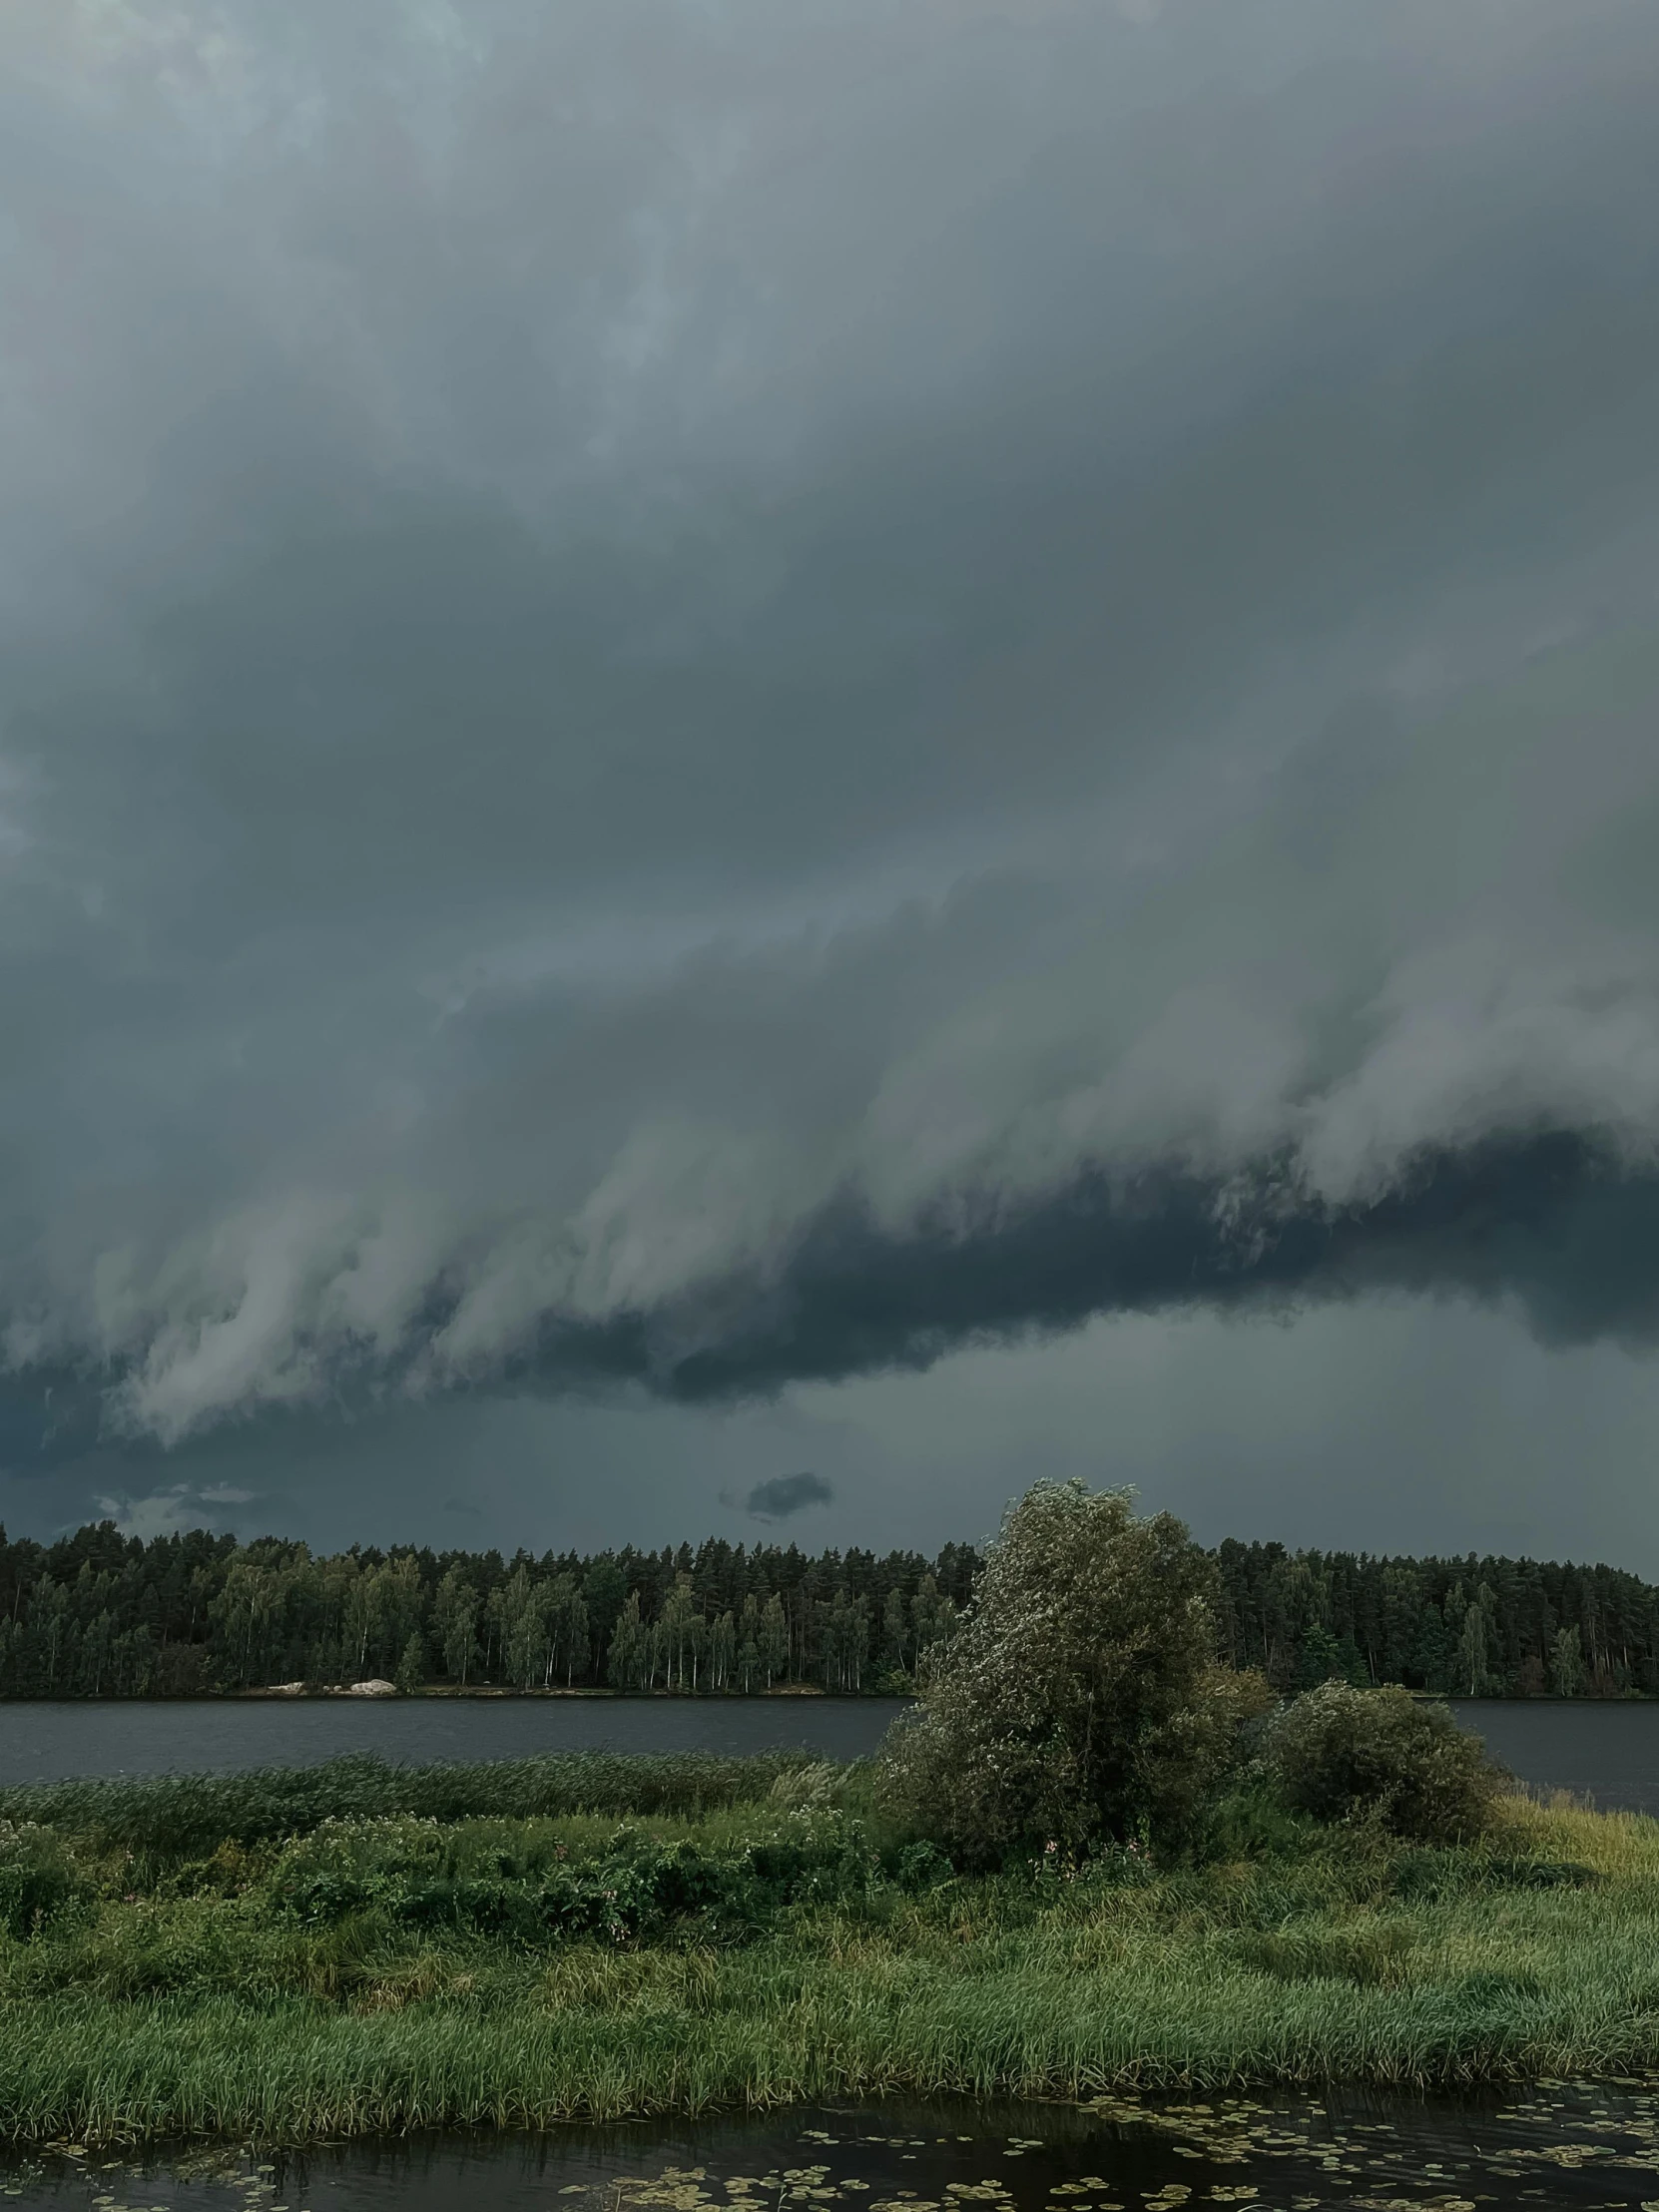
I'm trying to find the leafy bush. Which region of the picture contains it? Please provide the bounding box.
[1263,1681,1506,1843]
[0,1821,89,1938]
[875,1481,1267,1867]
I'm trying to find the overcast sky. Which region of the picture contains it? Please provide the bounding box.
[4,0,1659,1565]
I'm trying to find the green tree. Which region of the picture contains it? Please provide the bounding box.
[373,1557,426,1676]
[580,1556,627,1680]
[1297,1622,1368,1688]
[879,1586,909,1674]
[878,1482,1260,1866]
[496,1567,552,1690]
[30,1577,73,1696]
[394,1632,427,1695]
[547,1576,589,1688]
[710,1608,737,1691]
[658,1575,699,1691]
[1455,1582,1503,1696]
[759,1592,789,1689]
[1549,1622,1585,1698]
[433,1569,479,1687]
[910,1575,957,1667]
[607,1593,648,1690]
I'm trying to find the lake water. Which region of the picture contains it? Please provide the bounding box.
[4,1692,1659,1808]
[7,2085,1659,2211]
[0,1696,909,1785]
[1447,1697,1659,1813]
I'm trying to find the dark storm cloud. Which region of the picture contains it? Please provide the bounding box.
[2,0,1659,1470]
[731,1473,834,1523]
[440,1132,1659,1403]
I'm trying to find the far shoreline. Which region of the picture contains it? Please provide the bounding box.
[234,1680,881,1700]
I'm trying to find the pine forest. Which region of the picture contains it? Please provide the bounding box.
[0,1520,1653,1699]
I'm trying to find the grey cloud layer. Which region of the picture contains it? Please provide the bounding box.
[3,0,1659,1450]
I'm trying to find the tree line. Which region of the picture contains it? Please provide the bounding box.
[0,1517,1655,1698]
[0,1522,976,1699]
[1215,1539,1659,1698]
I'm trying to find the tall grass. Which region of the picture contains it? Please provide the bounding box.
[3,1784,1658,2142]
[0,1750,809,1860]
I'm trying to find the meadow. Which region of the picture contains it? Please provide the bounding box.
[2,1749,1658,2144]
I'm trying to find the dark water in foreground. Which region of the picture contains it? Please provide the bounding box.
[8,2087,1659,2211]
[6,1694,1659,1812]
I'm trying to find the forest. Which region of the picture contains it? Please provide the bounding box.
[0,1517,1652,1699]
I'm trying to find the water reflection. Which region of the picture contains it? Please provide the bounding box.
[8,2087,1659,2211]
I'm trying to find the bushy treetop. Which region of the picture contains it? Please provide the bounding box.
[877,1480,1266,1865]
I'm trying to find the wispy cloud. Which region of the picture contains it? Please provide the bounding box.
[93,1484,260,1540]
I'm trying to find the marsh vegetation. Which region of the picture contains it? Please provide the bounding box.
[0,1486,1650,2146]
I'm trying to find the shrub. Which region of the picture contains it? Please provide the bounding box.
[875,1481,1266,1867]
[265,1810,882,1945]
[0,1821,89,1938]
[1263,1680,1506,1843]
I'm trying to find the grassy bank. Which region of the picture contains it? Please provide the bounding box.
[2,1753,1657,2143]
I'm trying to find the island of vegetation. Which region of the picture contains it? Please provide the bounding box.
[1,1481,1655,2146]
[0,1505,1650,1699]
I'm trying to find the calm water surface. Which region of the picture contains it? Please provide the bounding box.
[4,1693,1659,1806]
[0,1697,907,1784]
[1447,1697,1659,1813]
[8,2087,1659,2211]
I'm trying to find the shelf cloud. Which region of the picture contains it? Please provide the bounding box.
[2,0,1659,1539]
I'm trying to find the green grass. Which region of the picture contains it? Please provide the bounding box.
[0,1749,811,1861]
[2,1763,1657,2145]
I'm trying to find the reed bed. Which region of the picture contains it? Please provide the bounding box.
[2,1776,1657,2143]
[0,1750,808,1860]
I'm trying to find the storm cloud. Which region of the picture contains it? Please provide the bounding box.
[3,0,1659,1534]
[733,1474,834,1524]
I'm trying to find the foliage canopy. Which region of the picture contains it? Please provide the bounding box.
[877,1481,1267,1865]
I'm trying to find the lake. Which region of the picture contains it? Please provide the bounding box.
[3,1692,1659,1807]
[8,2085,1659,2211]
[1446,1696,1659,1813]
[0,1695,911,1785]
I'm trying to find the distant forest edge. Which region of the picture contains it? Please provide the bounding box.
[0,1520,1647,1700]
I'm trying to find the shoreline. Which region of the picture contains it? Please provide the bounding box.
[241,1681,850,1700]
[0,1683,905,1705]
[1,1687,1653,1703]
